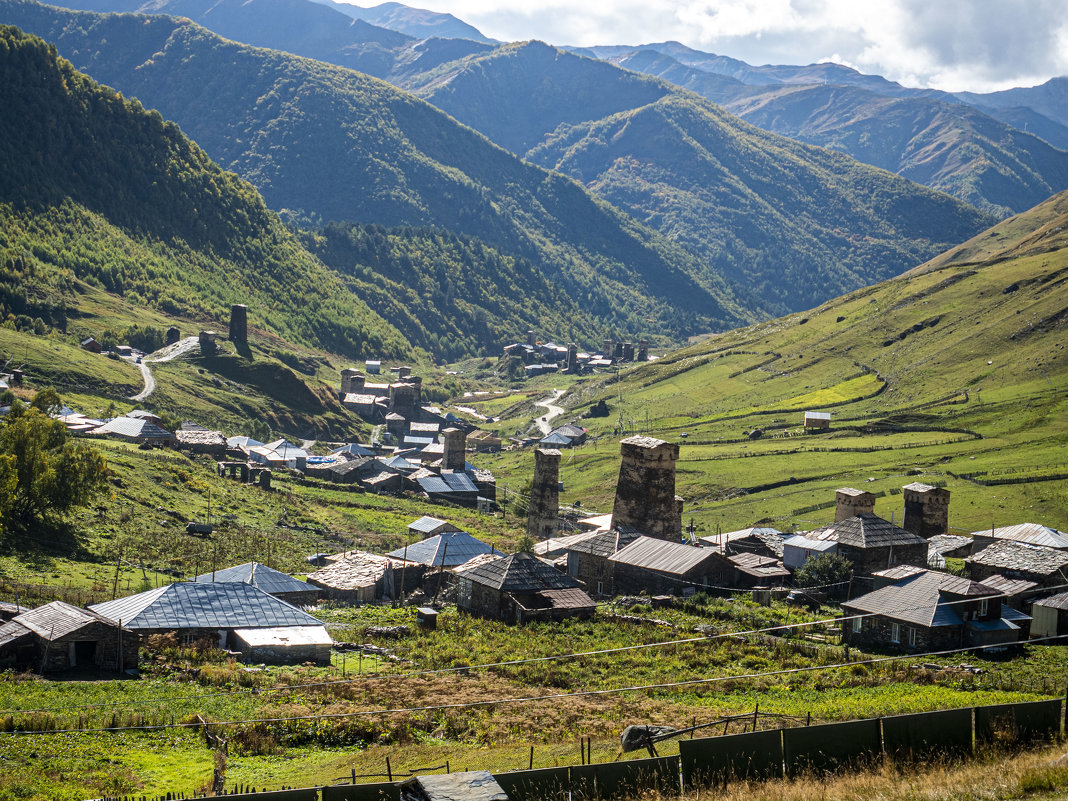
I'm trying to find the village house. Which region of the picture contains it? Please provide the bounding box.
[964,540,1068,590]
[305,551,424,603]
[1030,592,1068,640]
[90,582,331,664]
[192,562,319,606]
[92,416,175,446]
[699,527,785,558]
[608,536,738,596]
[564,529,641,596]
[175,428,227,456]
[802,513,929,575]
[387,530,503,569]
[408,516,463,540]
[457,552,595,623]
[969,523,1068,553]
[842,570,1028,652]
[0,601,139,674]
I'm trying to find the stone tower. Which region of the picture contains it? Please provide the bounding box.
[835,487,876,522]
[229,304,248,346]
[441,427,467,472]
[637,340,649,362]
[526,448,561,540]
[611,436,681,540]
[566,343,578,374]
[388,383,420,420]
[340,368,365,395]
[902,482,950,538]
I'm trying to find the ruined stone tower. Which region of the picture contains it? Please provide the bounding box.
[637,340,649,362]
[835,487,876,521]
[902,482,950,538]
[229,304,248,347]
[441,427,467,472]
[526,448,561,540]
[612,436,681,540]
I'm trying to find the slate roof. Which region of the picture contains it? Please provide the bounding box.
[388,531,502,567]
[461,552,582,592]
[843,571,1002,628]
[306,551,415,590]
[927,534,973,558]
[90,583,321,630]
[8,601,124,640]
[417,472,478,495]
[979,574,1040,596]
[872,565,928,581]
[610,536,723,575]
[969,523,1068,550]
[728,552,790,580]
[326,457,374,479]
[966,540,1068,576]
[453,553,505,574]
[192,562,313,596]
[806,514,927,549]
[533,531,599,558]
[700,527,785,557]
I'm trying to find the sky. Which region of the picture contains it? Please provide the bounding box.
[382,0,1068,93]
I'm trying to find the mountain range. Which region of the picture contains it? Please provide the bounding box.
[2,0,998,326]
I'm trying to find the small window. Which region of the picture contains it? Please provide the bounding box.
[852,616,862,633]
[890,622,900,643]
[597,581,604,595]
[907,627,917,647]
[978,599,989,617]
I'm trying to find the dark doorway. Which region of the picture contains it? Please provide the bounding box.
[73,640,97,667]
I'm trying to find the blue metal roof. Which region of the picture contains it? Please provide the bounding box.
[192,562,313,596]
[387,531,502,567]
[417,472,478,495]
[90,582,321,630]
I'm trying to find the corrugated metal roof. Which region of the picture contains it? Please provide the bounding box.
[461,552,582,592]
[533,532,599,557]
[806,514,927,549]
[783,535,838,552]
[388,531,502,567]
[334,443,375,457]
[94,417,173,440]
[90,583,321,630]
[0,620,33,649]
[872,565,927,580]
[408,516,452,534]
[12,601,121,639]
[969,523,1068,550]
[192,562,312,596]
[843,571,1002,628]
[610,536,722,575]
[1033,591,1068,611]
[966,540,1068,575]
[232,625,332,647]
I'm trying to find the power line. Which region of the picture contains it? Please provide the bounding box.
[2,635,1063,737]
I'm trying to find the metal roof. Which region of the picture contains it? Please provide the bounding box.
[567,530,640,558]
[94,417,173,440]
[979,573,1039,596]
[192,562,312,596]
[843,571,1002,628]
[700,527,785,557]
[1033,591,1068,611]
[408,516,454,534]
[610,536,723,575]
[783,535,838,552]
[969,522,1068,550]
[388,531,502,567]
[90,583,321,630]
[9,601,123,640]
[333,443,375,457]
[966,540,1068,575]
[460,552,582,592]
[231,625,332,647]
[539,433,571,446]
[806,514,927,549]
[417,472,478,495]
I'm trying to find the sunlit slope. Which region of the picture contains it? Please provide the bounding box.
[491,192,1068,536]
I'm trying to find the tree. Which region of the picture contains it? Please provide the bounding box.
[793,553,853,601]
[0,407,108,541]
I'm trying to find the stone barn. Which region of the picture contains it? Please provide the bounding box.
[0,601,138,674]
[457,552,595,623]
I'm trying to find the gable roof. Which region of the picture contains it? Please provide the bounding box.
[407,516,456,535]
[90,583,321,631]
[966,540,1068,575]
[192,562,312,596]
[610,536,724,575]
[700,527,785,557]
[970,522,1068,550]
[10,601,122,640]
[806,514,927,549]
[388,531,502,567]
[417,472,478,495]
[460,552,582,592]
[94,417,173,440]
[843,571,1001,628]
[567,529,640,558]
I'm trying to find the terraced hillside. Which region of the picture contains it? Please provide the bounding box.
[485,192,1068,536]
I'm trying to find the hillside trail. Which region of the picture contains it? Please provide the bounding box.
[127,336,200,402]
[534,389,565,435]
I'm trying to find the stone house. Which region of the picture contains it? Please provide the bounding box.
[842,571,1026,652]
[564,529,641,596]
[457,552,595,623]
[608,536,737,596]
[965,540,1068,589]
[803,514,929,574]
[0,601,139,674]
[306,551,424,603]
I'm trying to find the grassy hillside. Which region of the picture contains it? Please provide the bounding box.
[529,91,994,315]
[2,0,749,344]
[486,192,1068,535]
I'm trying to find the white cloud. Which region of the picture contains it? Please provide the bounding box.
[406,0,1068,92]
